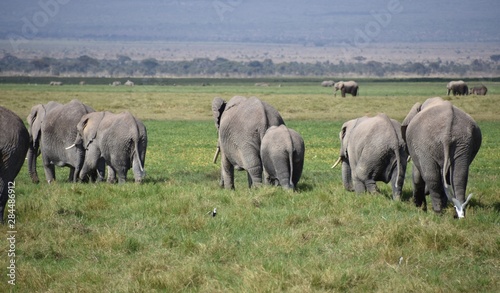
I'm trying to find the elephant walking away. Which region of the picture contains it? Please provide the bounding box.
[446,80,469,96]
[27,100,95,183]
[333,81,358,97]
[401,97,482,218]
[469,85,487,95]
[333,114,408,200]
[70,111,147,183]
[261,125,305,190]
[212,96,285,189]
[0,106,29,223]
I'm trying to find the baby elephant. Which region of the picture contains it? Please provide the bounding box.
[260,125,305,190]
[70,111,147,183]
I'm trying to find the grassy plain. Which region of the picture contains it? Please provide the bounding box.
[0,80,499,292]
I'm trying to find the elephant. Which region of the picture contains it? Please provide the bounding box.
[0,106,29,223]
[49,81,62,86]
[469,85,487,95]
[401,97,482,218]
[27,99,95,183]
[333,114,408,200]
[446,80,469,96]
[333,81,359,97]
[124,80,135,86]
[260,125,305,190]
[69,111,147,183]
[321,80,334,87]
[212,96,285,189]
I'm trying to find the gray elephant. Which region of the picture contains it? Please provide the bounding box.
[446,80,469,96]
[321,80,334,87]
[69,111,147,183]
[469,85,487,95]
[0,106,29,223]
[212,96,285,189]
[333,114,408,200]
[260,125,305,190]
[401,97,482,218]
[27,99,95,183]
[333,81,359,97]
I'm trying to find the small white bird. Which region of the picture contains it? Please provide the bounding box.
[212,208,217,217]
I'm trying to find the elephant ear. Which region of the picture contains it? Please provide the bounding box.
[339,120,353,158]
[212,97,226,130]
[27,104,45,147]
[77,112,104,149]
[401,102,422,142]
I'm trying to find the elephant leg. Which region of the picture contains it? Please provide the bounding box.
[42,159,56,183]
[246,165,263,188]
[412,165,426,211]
[353,177,366,193]
[341,161,354,191]
[107,166,117,184]
[221,155,234,189]
[68,167,75,182]
[364,179,379,194]
[116,166,128,184]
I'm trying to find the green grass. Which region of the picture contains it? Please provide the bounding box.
[0,81,499,292]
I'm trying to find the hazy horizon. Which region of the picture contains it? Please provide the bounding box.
[1,0,499,50]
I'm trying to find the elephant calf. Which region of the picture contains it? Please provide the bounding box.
[334,114,408,200]
[261,125,305,190]
[70,111,147,183]
[0,106,29,223]
[469,85,487,95]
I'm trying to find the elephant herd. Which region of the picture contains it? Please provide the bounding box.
[0,92,483,223]
[0,100,147,223]
[322,80,488,97]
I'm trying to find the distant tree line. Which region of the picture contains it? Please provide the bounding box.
[1,54,499,78]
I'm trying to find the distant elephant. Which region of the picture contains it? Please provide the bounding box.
[446,80,468,96]
[469,85,487,95]
[321,80,334,87]
[49,81,62,86]
[333,81,359,97]
[401,97,482,218]
[111,81,121,86]
[27,99,95,183]
[0,106,29,223]
[212,96,285,189]
[124,80,135,86]
[260,125,305,190]
[333,114,408,200]
[70,111,147,183]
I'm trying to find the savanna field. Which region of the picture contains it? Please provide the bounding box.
[0,79,499,292]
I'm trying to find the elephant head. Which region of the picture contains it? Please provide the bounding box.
[74,112,106,150]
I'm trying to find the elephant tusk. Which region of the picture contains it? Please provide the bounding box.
[65,144,76,150]
[331,156,342,168]
[212,147,220,164]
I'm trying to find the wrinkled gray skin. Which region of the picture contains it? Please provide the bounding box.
[401,97,482,216]
[212,96,285,189]
[261,125,305,190]
[469,85,487,95]
[333,81,359,97]
[27,100,94,183]
[0,107,29,223]
[73,111,147,183]
[446,80,469,96]
[337,114,408,200]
